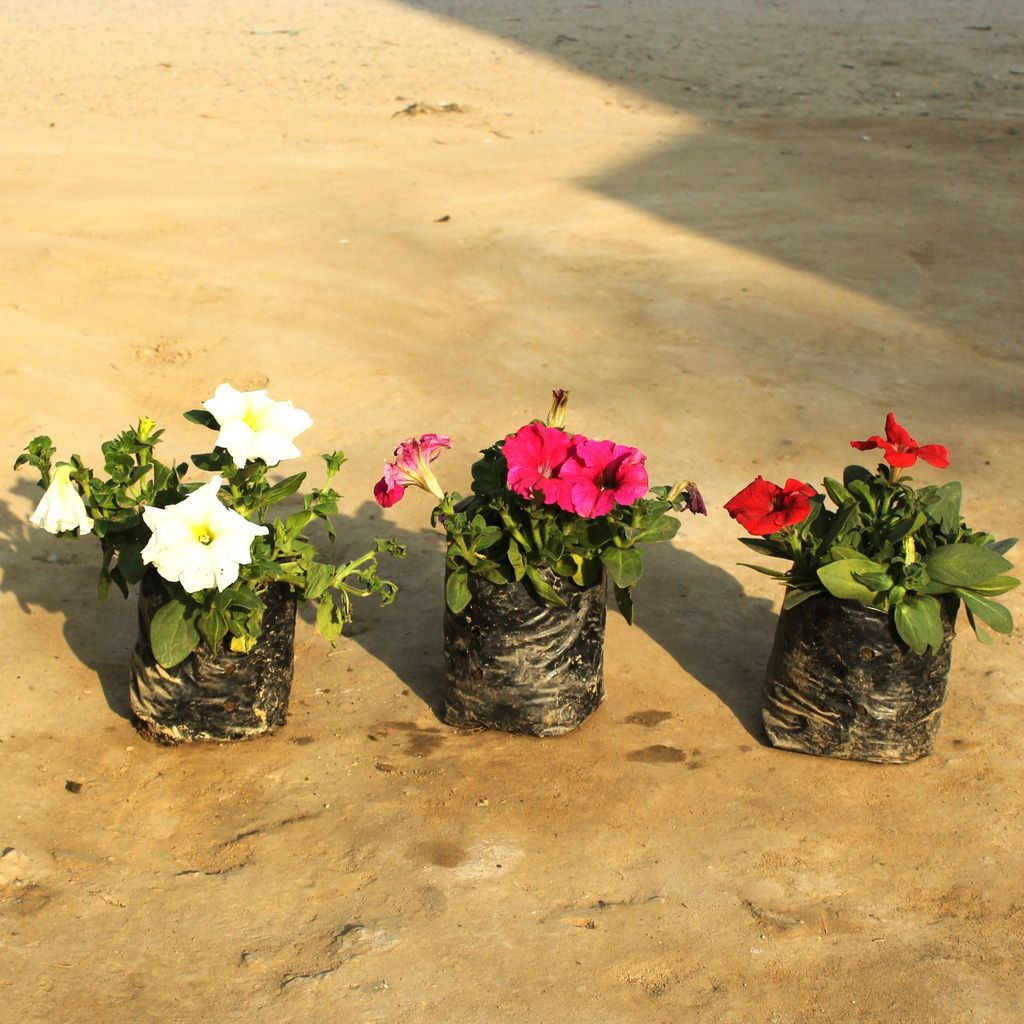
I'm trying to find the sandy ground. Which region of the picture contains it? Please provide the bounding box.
[2,1,1023,1021]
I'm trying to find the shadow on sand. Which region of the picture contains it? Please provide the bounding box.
[0,480,137,718]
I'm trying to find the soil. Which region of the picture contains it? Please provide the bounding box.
[1,2,1022,1022]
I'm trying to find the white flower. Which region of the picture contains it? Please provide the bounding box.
[202,383,313,468]
[29,463,93,536]
[140,476,268,593]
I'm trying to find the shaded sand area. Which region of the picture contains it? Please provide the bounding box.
[1,1,1022,1021]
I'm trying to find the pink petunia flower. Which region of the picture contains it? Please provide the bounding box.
[503,422,574,506]
[850,412,949,470]
[373,433,451,507]
[558,436,649,518]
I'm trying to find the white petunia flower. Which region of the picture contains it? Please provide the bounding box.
[29,463,94,536]
[140,476,268,593]
[202,383,313,468]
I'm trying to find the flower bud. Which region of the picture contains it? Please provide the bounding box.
[545,389,569,430]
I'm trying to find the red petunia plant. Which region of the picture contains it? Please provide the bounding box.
[373,391,706,616]
[725,412,1017,654]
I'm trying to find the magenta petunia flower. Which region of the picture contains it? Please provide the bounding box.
[558,436,649,518]
[373,433,451,508]
[503,422,574,506]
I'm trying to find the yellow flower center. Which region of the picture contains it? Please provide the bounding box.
[242,399,273,432]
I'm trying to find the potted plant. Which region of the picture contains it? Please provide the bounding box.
[725,412,1018,763]
[17,383,402,744]
[372,390,706,736]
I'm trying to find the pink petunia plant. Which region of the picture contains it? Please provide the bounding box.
[373,391,705,617]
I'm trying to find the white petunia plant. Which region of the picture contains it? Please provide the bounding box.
[17,386,403,669]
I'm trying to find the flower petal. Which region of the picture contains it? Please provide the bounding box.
[915,443,949,469]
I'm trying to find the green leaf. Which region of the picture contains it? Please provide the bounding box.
[815,501,858,553]
[190,450,232,472]
[251,560,291,580]
[149,599,201,668]
[843,464,875,487]
[783,587,821,610]
[220,585,264,614]
[600,546,643,589]
[322,450,347,477]
[958,575,1019,597]
[854,571,894,593]
[285,510,315,537]
[183,409,220,430]
[506,539,526,582]
[472,526,504,552]
[847,479,876,512]
[989,537,1018,555]
[551,556,578,578]
[956,590,1014,635]
[738,537,789,558]
[931,481,963,535]
[470,450,508,497]
[925,544,1013,587]
[632,515,680,545]
[115,544,146,585]
[262,472,306,507]
[614,584,634,625]
[964,606,994,645]
[524,566,568,608]
[739,563,789,579]
[816,558,886,603]
[573,556,596,587]
[630,499,672,527]
[893,595,945,655]
[445,571,473,614]
[196,608,228,652]
[316,595,345,643]
[374,537,406,559]
[822,477,852,507]
[476,561,513,586]
[303,561,334,601]
[884,510,927,546]
[827,545,864,562]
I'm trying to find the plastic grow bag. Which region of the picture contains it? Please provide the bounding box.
[443,568,606,737]
[762,594,958,763]
[129,572,297,745]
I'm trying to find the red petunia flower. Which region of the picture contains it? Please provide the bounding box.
[557,436,649,518]
[850,412,949,470]
[724,476,816,536]
[503,422,574,506]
